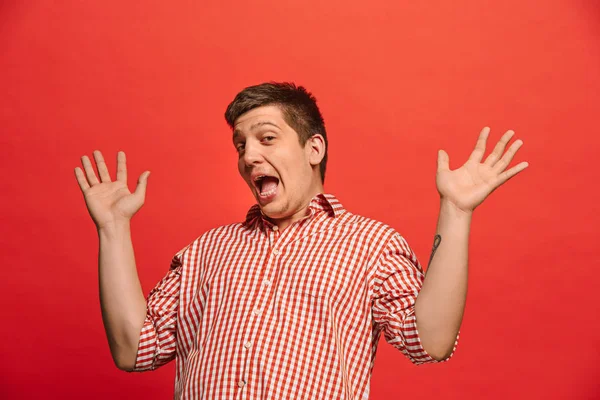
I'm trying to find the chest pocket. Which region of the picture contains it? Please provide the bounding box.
[281,289,333,334]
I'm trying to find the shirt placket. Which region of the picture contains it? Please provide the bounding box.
[236,221,281,396]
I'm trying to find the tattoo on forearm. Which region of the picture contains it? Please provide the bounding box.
[427,234,442,268]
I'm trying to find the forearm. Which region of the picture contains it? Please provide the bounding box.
[98,221,147,370]
[414,199,471,360]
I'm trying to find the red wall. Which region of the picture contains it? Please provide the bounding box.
[1,1,598,398]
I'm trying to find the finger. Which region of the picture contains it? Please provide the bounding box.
[133,171,151,202]
[493,139,524,173]
[484,130,515,167]
[74,167,90,191]
[437,149,450,172]
[116,151,127,183]
[81,155,100,186]
[468,127,491,163]
[495,161,529,186]
[93,150,112,183]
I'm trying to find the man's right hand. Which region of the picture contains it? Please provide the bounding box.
[74,150,150,230]
[74,150,150,371]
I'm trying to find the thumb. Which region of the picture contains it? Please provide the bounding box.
[437,150,450,172]
[133,171,150,201]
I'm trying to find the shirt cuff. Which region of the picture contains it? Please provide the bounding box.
[400,308,460,365]
[132,318,158,371]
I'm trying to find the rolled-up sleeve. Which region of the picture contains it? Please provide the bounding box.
[133,247,186,371]
[371,233,459,365]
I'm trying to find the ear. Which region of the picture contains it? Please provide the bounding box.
[306,134,326,167]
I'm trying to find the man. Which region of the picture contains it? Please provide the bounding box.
[74,82,528,399]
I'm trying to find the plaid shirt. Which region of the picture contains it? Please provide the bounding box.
[133,193,458,399]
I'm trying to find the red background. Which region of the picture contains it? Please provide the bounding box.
[1,1,598,399]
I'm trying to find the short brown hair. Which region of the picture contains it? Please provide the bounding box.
[224,82,329,183]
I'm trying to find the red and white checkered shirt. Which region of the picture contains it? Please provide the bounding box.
[133,193,459,399]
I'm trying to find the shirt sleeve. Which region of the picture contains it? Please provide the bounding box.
[132,246,187,371]
[371,233,459,365]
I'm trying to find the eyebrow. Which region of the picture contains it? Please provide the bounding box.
[232,121,281,142]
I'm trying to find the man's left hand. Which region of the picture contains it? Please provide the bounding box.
[435,127,529,214]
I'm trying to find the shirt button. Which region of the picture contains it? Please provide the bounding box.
[272,249,280,255]
[244,341,252,349]
[272,225,279,231]
[238,379,246,388]
[253,308,262,316]
[263,279,271,286]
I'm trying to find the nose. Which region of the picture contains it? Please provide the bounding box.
[242,141,263,168]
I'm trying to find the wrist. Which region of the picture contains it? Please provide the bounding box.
[440,198,473,219]
[97,219,131,238]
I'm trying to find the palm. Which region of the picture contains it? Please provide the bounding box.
[435,127,529,213]
[75,150,150,229]
[83,180,138,225]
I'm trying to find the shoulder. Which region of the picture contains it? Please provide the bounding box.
[335,210,407,261]
[173,222,250,258]
[339,209,400,240]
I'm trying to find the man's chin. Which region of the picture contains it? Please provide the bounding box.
[259,203,284,219]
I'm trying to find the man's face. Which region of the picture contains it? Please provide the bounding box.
[233,105,323,220]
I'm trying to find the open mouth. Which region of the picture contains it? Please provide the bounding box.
[253,175,280,199]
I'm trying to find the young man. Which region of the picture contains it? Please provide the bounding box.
[74,82,528,399]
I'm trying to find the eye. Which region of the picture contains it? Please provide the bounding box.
[235,143,245,153]
[262,136,275,142]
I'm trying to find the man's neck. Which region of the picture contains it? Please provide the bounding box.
[270,184,325,231]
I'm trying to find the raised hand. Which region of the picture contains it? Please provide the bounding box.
[74,150,150,229]
[435,127,529,213]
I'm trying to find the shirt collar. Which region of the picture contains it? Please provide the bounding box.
[243,193,345,227]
